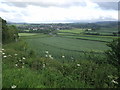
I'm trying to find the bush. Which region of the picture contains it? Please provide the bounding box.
[105,38,120,87]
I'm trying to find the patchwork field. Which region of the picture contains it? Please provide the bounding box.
[18,27,119,61]
[18,33,110,61]
[58,28,118,42]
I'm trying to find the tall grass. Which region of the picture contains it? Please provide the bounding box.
[2,39,118,88]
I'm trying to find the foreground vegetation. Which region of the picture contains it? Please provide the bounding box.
[2,40,119,88]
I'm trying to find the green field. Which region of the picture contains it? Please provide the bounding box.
[19,33,37,36]
[59,28,85,34]
[18,28,119,61]
[18,32,110,61]
[58,28,118,42]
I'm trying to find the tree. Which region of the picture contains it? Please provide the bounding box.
[105,38,120,87]
[1,18,18,43]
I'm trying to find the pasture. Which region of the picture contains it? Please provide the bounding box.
[18,33,37,36]
[19,27,118,61]
[59,28,85,34]
[19,33,109,61]
[18,28,118,62]
[58,28,118,42]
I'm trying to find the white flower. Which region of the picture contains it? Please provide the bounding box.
[22,66,24,68]
[108,75,113,79]
[8,55,12,57]
[49,55,52,58]
[2,49,4,51]
[19,60,22,62]
[62,56,65,58]
[22,57,26,60]
[43,64,45,68]
[111,80,118,84]
[0,51,2,53]
[11,85,16,88]
[23,63,25,64]
[45,51,49,54]
[45,55,48,57]
[2,53,5,55]
[77,64,80,66]
[15,64,18,67]
[14,54,18,56]
[3,55,6,58]
[71,57,74,59]
[50,57,53,59]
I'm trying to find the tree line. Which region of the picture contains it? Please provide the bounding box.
[1,17,19,44]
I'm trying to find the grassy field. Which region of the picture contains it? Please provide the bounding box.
[3,40,117,88]
[19,27,118,62]
[58,28,118,42]
[60,34,118,42]
[18,33,38,36]
[59,28,85,34]
[19,33,109,62]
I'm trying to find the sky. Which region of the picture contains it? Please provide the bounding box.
[0,0,119,23]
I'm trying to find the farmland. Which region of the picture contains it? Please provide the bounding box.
[18,33,37,36]
[19,26,119,62]
[2,20,120,88]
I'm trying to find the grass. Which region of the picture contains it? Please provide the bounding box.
[18,33,38,36]
[2,34,119,88]
[2,40,118,88]
[22,34,109,62]
[59,28,85,34]
[26,36,108,51]
[61,35,117,42]
[58,29,118,42]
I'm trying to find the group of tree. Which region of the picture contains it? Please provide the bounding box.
[1,17,19,44]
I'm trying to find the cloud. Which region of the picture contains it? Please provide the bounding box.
[96,2,118,10]
[0,0,118,23]
[1,0,118,10]
[2,0,87,8]
[0,8,9,13]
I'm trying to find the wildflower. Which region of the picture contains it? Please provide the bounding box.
[2,49,4,51]
[22,66,24,68]
[8,55,12,57]
[43,64,45,68]
[15,64,18,67]
[108,75,113,79]
[3,55,6,58]
[11,85,16,88]
[23,63,25,64]
[19,60,22,62]
[45,51,49,54]
[77,64,80,66]
[45,55,48,57]
[2,53,5,54]
[14,54,18,56]
[22,57,26,60]
[111,80,118,84]
[62,56,65,58]
[71,57,74,59]
[49,55,52,58]
[114,76,119,80]
[50,57,53,59]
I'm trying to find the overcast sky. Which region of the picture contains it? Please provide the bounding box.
[0,0,119,23]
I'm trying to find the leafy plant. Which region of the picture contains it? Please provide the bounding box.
[105,38,120,87]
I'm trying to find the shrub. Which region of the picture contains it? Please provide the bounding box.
[105,38,120,87]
